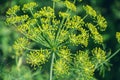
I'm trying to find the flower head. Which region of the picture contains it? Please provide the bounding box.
[6,5,20,15]
[13,37,30,56]
[97,14,107,31]
[64,1,76,11]
[6,15,29,24]
[58,46,71,62]
[54,59,69,77]
[26,49,50,68]
[22,2,37,11]
[59,12,70,18]
[87,23,103,44]
[92,47,106,64]
[75,51,95,79]
[83,5,96,17]
[34,7,54,18]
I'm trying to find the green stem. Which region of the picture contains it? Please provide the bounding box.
[27,10,52,48]
[15,56,18,66]
[23,47,41,51]
[106,48,120,61]
[82,14,88,20]
[30,9,34,16]
[17,28,50,48]
[55,18,65,40]
[53,1,55,10]
[95,48,120,69]
[17,56,23,71]
[29,9,41,27]
[55,7,70,41]
[50,53,55,80]
[73,0,76,3]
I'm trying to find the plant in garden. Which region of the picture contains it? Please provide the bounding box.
[6,0,120,80]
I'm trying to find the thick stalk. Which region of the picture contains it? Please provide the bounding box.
[50,53,55,80]
[17,56,23,71]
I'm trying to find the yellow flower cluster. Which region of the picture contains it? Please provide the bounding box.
[87,23,103,43]
[78,28,89,47]
[58,30,68,43]
[13,37,30,56]
[64,15,88,46]
[83,5,107,32]
[6,15,28,24]
[64,1,76,11]
[54,59,69,77]
[26,19,37,26]
[53,47,71,76]
[17,24,29,33]
[22,2,37,11]
[58,47,71,61]
[69,28,89,47]
[26,49,50,68]
[83,5,97,17]
[97,14,107,31]
[116,32,120,43]
[6,0,109,79]
[59,12,70,18]
[75,51,95,79]
[34,7,54,18]
[92,47,106,64]
[6,1,107,49]
[65,16,84,29]
[6,5,20,15]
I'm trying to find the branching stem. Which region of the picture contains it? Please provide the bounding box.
[95,48,120,69]
[106,48,120,61]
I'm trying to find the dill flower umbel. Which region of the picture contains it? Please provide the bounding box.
[26,49,50,68]
[64,0,76,11]
[83,5,97,17]
[74,51,95,80]
[6,5,20,15]
[54,59,69,77]
[92,47,106,64]
[87,23,103,43]
[6,0,111,80]
[13,37,30,56]
[97,14,107,31]
[22,2,37,11]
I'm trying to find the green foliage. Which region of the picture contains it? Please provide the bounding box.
[3,66,32,80]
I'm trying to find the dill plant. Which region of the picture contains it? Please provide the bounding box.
[6,0,120,80]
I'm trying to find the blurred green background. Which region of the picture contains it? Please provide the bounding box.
[0,0,120,80]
